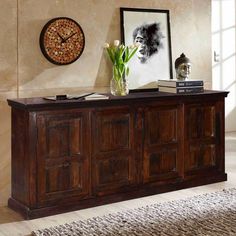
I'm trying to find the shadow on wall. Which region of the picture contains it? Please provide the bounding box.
[19,19,57,88]
[94,8,120,89]
[225,106,236,132]
[20,16,112,94]
[0,101,11,207]
[0,68,17,92]
[19,18,94,93]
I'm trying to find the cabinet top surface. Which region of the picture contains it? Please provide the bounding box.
[7,90,229,110]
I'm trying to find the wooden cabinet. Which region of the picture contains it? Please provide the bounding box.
[7,90,228,219]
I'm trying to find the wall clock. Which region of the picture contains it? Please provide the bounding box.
[39,17,85,65]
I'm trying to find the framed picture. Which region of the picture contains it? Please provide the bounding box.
[120,8,173,91]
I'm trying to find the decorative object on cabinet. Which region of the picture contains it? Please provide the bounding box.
[158,78,204,94]
[7,90,228,219]
[84,93,109,100]
[175,53,191,80]
[43,92,94,101]
[158,79,204,88]
[39,17,85,65]
[158,86,204,94]
[120,8,173,91]
[104,40,138,96]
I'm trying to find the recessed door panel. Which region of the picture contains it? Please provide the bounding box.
[187,144,216,171]
[96,115,130,152]
[147,149,178,181]
[146,109,177,145]
[188,105,215,139]
[97,157,130,186]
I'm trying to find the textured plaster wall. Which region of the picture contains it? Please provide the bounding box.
[0,0,211,206]
[0,0,17,207]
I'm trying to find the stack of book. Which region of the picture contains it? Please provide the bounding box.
[158,79,204,94]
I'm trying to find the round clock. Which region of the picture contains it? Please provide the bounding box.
[39,17,85,65]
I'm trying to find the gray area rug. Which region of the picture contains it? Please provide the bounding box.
[32,188,236,236]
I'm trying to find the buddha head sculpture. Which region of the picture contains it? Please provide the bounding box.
[175,53,191,80]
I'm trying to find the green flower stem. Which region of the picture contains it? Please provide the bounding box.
[104,41,138,96]
[113,65,126,95]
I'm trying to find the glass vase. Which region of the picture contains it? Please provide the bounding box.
[110,66,129,96]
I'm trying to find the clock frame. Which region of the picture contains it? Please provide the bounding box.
[39,17,85,65]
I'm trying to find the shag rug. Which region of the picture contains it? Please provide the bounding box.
[32,188,236,236]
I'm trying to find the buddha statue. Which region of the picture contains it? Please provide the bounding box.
[175,53,191,80]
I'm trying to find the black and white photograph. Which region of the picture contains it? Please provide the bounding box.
[120,8,173,90]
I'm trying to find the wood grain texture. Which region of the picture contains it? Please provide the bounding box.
[7,91,228,219]
[36,110,90,207]
[92,106,137,197]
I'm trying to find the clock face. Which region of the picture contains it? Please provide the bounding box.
[40,17,85,65]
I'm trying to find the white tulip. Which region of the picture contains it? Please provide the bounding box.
[103,42,110,48]
[114,40,120,47]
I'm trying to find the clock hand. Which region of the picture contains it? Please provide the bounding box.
[64,32,77,42]
[57,32,65,42]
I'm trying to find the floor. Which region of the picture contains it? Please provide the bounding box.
[0,132,235,236]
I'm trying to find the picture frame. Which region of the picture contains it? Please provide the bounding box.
[120,8,173,91]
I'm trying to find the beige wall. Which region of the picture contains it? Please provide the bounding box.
[0,0,211,206]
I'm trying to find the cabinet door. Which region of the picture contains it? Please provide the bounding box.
[36,110,90,205]
[143,103,183,184]
[184,101,224,176]
[92,106,137,196]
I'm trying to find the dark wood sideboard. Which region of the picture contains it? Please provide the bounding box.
[7,90,228,219]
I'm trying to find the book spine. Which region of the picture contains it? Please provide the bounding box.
[176,81,203,87]
[176,87,204,94]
